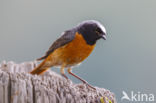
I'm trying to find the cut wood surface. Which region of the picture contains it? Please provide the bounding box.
[0,61,117,103]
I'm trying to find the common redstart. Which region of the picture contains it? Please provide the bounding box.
[30,20,106,89]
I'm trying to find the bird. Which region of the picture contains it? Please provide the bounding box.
[30,20,106,89]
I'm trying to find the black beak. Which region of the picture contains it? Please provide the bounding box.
[101,34,106,40]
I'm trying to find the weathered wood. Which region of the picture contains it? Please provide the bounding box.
[0,61,117,103]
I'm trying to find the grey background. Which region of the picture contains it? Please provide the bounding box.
[1,0,156,102]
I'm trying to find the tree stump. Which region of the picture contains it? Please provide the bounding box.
[0,61,117,103]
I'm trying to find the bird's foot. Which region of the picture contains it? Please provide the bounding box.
[61,74,68,80]
[83,81,96,90]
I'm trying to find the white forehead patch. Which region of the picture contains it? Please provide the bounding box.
[97,22,106,34]
[79,20,106,34]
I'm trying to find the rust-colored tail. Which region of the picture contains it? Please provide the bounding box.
[30,61,50,75]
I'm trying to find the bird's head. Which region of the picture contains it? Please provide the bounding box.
[77,20,106,45]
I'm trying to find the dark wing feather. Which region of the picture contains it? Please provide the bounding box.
[37,30,76,60]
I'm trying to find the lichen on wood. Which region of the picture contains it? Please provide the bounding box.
[0,61,117,103]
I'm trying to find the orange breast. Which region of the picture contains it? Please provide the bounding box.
[47,32,95,67]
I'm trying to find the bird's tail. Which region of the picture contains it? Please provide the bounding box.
[30,60,50,75]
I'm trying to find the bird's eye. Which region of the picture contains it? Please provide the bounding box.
[95,27,102,35]
[95,30,100,35]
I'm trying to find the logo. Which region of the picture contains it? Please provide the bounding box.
[121,91,155,102]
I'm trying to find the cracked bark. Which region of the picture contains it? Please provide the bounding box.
[0,61,117,103]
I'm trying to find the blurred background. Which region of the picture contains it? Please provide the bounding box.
[0,0,156,102]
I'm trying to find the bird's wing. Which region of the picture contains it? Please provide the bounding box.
[37,30,76,60]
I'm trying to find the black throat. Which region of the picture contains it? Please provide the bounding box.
[77,30,97,45]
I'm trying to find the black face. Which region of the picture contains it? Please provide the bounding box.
[77,21,106,45]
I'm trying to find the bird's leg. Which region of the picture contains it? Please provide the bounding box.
[67,68,96,90]
[60,65,68,79]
